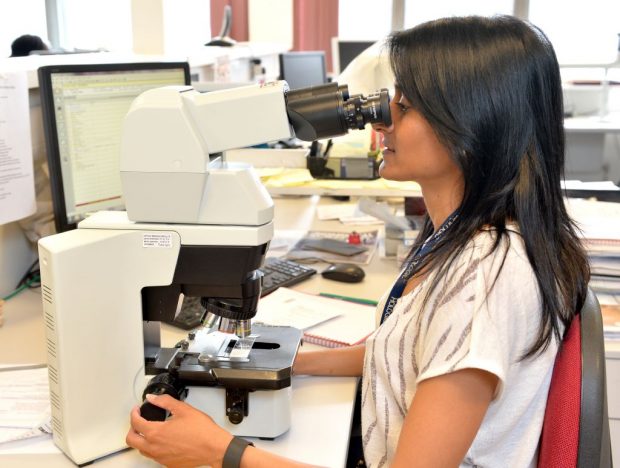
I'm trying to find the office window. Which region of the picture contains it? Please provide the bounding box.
[0,0,48,57]
[529,0,620,65]
[404,0,513,27]
[61,0,132,52]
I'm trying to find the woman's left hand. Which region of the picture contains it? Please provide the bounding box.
[126,393,233,468]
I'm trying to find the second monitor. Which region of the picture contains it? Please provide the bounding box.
[331,39,375,75]
[279,51,327,90]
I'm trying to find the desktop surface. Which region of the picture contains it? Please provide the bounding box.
[0,197,392,467]
[1,195,619,467]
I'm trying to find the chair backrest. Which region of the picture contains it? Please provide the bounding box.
[538,289,613,468]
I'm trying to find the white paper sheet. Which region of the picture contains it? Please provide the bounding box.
[316,203,359,220]
[565,198,620,240]
[254,288,343,330]
[255,288,377,347]
[316,202,383,225]
[0,366,50,439]
[0,71,36,225]
[563,180,620,191]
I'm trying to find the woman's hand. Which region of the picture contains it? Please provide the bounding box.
[126,394,233,468]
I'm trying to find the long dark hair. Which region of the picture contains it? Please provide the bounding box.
[388,15,590,357]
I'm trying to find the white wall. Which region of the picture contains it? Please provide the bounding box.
[62,0,133,52]
[338,0,391,40]
[162,0,211,55]
[131,0,165,54]
[249,0,293,49]
[131,0,211,55]
[529,0,620,65]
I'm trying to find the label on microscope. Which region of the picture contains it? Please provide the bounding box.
[142,233,173,248]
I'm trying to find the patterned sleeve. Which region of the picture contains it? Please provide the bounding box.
[415,232,541,399]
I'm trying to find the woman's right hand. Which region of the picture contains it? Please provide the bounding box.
[126,394,232,468]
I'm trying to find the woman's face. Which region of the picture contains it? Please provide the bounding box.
[373,88,461,186]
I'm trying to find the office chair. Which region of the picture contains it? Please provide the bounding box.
[538,288,613,468]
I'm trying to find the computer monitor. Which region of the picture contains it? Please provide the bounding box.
[38,62,190,233]
[331,39,375,75]
[279,51,327,90]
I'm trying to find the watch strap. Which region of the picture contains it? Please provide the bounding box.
[222,436,254,468]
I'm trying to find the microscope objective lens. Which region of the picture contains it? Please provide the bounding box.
[235,319,252,338]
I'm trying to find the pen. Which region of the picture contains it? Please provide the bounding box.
[319,292,378,306]
[309,140,319,157]
[323,139,333,158]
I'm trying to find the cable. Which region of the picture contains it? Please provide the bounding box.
[15,258,39,289]
[2,274,41,301]
[2,259,41,302]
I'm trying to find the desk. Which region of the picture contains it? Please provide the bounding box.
[2,195,618,466]
[0,196,396,468]
[266,180,422,198]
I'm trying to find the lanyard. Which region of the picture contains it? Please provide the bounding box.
[380,211,459,324]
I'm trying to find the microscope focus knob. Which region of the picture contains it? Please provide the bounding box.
[140,400,167,422]
[226,388,249,425]
[228,407,245,425]
[140,373,187,421]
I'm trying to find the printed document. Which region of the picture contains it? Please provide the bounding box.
[0,72,35,225]
[0,365,51,444]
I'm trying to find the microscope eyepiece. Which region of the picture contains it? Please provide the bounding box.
[285,82,391,141]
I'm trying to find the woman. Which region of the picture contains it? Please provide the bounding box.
[126,15,589,468]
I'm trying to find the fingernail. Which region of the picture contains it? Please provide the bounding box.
[145,394,156,402]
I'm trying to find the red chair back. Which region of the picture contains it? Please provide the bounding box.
[538,315,581,467]
[538,290,612,468]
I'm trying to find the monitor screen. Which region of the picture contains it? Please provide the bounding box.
[38,62,190,232]
[333,39,375,75]
[279,52,327,90]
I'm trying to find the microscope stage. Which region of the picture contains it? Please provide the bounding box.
[175,324,302,390]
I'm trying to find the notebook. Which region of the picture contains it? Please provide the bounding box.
[254,288,377,348]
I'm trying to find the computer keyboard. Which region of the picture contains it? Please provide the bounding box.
[260,257,317,296]
[170,258,317,329]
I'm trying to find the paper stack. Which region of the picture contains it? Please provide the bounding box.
[566,198,620,295]
[601,304,620,341]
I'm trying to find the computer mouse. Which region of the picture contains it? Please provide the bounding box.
[321,263,365,283]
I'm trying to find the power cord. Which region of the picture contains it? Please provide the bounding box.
[1,259,41,326]
[2,258,41,301]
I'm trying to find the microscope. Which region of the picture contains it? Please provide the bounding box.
[37,81,390,465]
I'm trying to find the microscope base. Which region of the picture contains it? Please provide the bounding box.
[185,386,292,438]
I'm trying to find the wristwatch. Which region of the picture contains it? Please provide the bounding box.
[222,436,254,468]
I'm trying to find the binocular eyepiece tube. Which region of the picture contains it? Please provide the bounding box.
[285,82,391,141]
